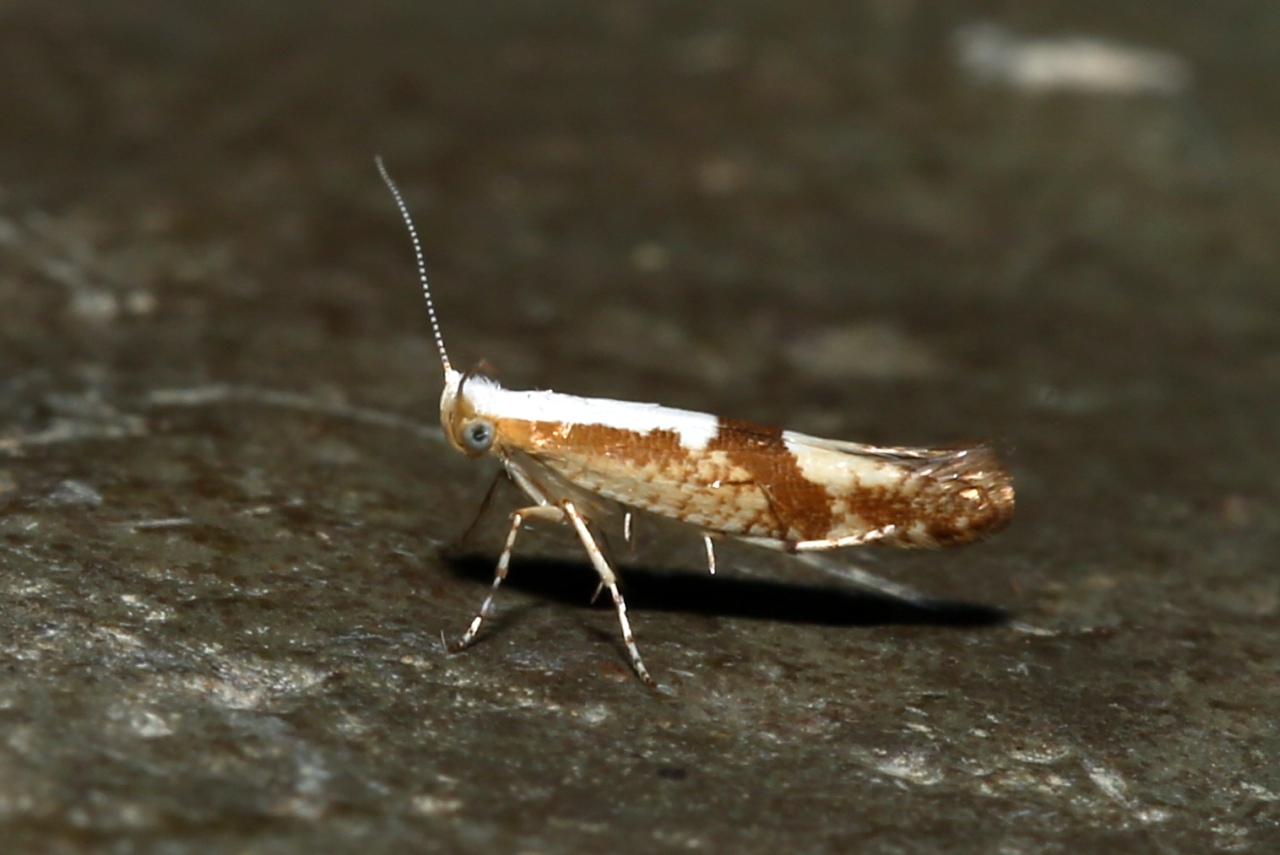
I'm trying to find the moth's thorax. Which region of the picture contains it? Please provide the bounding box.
[449,376,718,456]
[442,371,567,459]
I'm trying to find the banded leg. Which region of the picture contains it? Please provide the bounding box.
[448,504,565,653]
[703,535,717,575]
[561,500,655,687]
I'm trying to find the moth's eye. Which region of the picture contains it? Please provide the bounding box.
[463,419,495,452]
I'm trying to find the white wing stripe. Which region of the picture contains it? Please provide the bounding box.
[463,376,719,452]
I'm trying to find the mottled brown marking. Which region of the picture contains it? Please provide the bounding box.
[500,420,690,467]
[707,417,835,542]
[907,447,1014,546]
[845,446,1014,548]
[483,411,1013,550]
[489,418,791,539]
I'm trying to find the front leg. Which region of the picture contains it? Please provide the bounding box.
[448,504,566,653]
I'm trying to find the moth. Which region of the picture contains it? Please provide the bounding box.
[377,159,1014,686]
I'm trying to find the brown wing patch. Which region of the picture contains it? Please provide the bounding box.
[491,414,1012,549]
[825,445,1015,548]
[905,446,1015,546]
[707,417,835,542]
[493,416,821,540]
[497,419,691,466]
[495,418,707,516]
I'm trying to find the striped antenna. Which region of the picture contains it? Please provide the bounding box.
[375,157,453,374]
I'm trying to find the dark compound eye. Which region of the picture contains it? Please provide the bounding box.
[463,419,495,452]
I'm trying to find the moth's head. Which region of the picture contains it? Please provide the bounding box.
[440,368,500,458]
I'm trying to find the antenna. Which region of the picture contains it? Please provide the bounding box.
[375,156,453,374]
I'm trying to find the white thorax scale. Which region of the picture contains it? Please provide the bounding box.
[377,159,1015,686]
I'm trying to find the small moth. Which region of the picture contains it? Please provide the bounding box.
[377,159,1014,686]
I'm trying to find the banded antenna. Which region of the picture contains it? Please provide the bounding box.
[375,156,453,375]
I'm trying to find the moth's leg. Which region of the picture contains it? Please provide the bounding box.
[503,458,553,508]
[448,503,565,653]
[703,535,717,575]
[792,524,899,552]
[450,470,507,554]
[623,512,635,550]
[587,516,624,605]
[561,500,655,687]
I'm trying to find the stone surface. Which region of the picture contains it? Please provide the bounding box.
[0,2,1277,852]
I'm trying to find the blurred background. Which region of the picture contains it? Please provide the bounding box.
[0,2,1276,852]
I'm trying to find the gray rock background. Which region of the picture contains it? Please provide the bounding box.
[0,2,1277,852]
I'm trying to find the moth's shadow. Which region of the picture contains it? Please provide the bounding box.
[442,553,1007,628]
